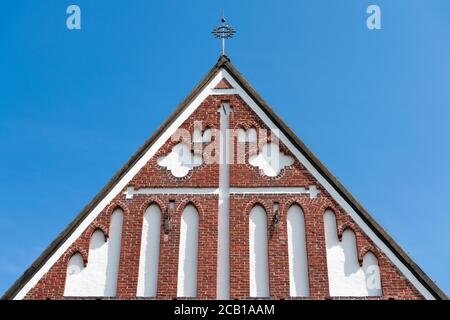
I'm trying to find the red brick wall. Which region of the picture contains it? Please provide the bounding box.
[24,93,423,300]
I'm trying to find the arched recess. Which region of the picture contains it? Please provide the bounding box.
[177,204,199,297]
[324,209,382,297]
[136,204,161,297]
[238,128,247,142]
[64,253,85,296]
[247,127,257,142]
[287,204,310,297]
[237,127,257,143]
[362,252,382,296]
[64,208,123,297]
[249,205,270,298]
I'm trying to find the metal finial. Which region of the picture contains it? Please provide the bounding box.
[212,15,236,56]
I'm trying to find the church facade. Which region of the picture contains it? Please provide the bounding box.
[3,56,446,300]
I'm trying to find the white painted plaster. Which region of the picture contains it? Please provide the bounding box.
[193,128,212,143]
[211,88,238,95]
[136,204,161,297]
[157,142,202,178]
[217,103,232,299]
[249,142,294,177]
[230,186,318,198]
[104,210,123,296]
[248,128,257,143]
[64,208,123,297]
[64,231,106,297]
[287,205,310,297]
[249,205,270,298]
[238,128,247,142]
[362,252,382,296]
[64,253,84,294]
[193,128,202,143]
[237,128,257,143]
[203,128,212,143]
[177,205,199,297]
[16,67,435,300]
[124,186,319,199]
[324,209,381,297]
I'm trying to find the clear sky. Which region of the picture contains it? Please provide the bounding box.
[0,0,449,296]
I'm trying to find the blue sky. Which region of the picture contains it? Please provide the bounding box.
[0,0,449,296]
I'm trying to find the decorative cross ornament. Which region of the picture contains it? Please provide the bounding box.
[212,16,236,56]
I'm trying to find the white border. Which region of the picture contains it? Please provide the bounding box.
[13,68,435,300]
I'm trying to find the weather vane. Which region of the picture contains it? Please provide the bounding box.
[212,15,236,56]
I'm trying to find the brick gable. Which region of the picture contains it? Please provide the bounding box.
[6,56,444,300]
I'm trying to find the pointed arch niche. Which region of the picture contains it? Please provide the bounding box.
[136,204,161,297]
[249,205,270,298]
[324,209,382,297]
[177,204,199,298]
[286,204,310,297]
[64,208,124,297]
